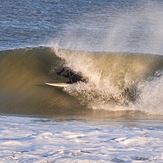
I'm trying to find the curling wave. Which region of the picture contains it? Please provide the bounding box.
[0,46,163,117]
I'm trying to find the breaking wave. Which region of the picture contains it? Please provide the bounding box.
[0,46,163,117]
[54,48,163,115]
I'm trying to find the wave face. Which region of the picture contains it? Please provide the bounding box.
[0,47,163,117]
[0,47,87,117]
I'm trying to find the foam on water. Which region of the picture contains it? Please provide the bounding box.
[136,72,163,115]
[0,116,163,162]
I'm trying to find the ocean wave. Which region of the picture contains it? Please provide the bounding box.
[0,46,163,117]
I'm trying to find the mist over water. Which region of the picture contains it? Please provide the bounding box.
[52,0,163,54]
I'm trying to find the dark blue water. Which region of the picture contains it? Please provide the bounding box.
[1,0,163,53]
[1,0,80,49]
[1,0,114,50]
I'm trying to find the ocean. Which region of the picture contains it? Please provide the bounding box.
[0,0,163,162]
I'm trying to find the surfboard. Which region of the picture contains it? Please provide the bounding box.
[45,82,70,87]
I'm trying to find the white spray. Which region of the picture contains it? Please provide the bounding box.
[50,0,163,115]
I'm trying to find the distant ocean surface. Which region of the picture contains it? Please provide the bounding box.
[0,0,163,162]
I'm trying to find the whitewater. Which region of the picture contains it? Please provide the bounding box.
[0,116,163,162]
[0,0,163,162]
